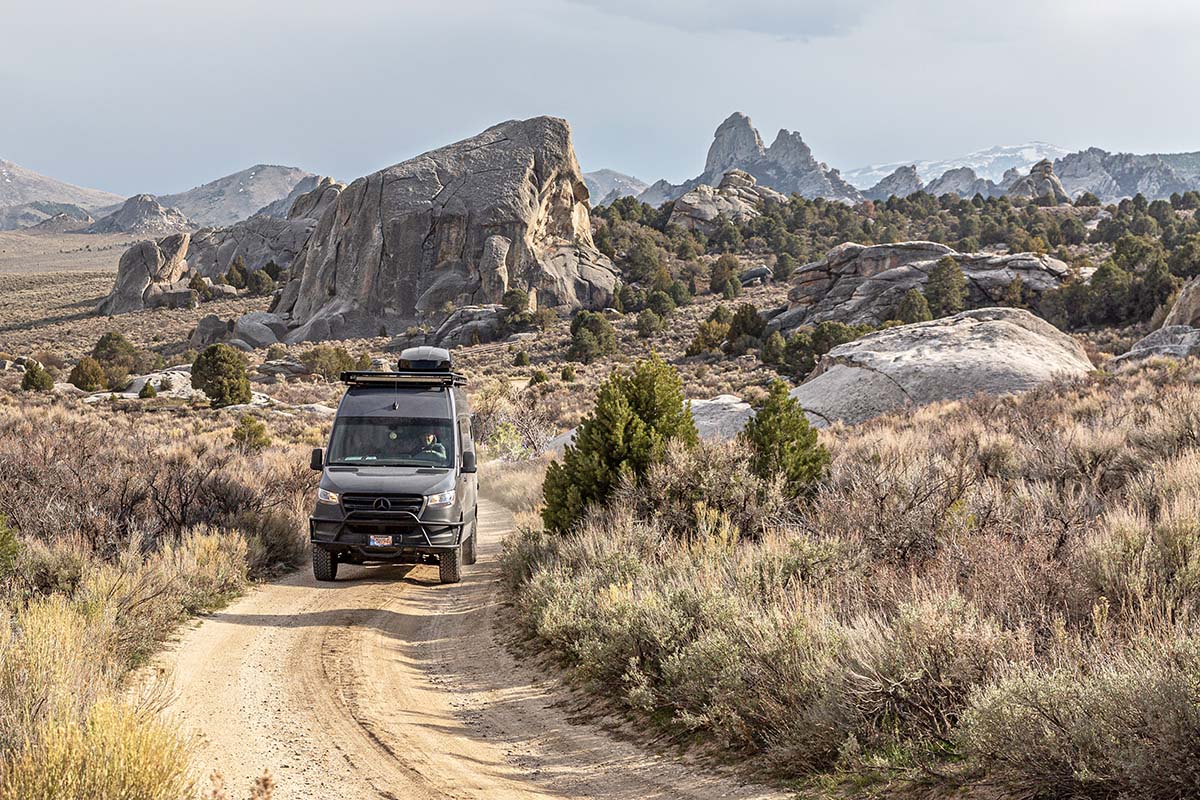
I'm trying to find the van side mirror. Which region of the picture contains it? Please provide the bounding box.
[310,448,324,471]
[461,450,477,474]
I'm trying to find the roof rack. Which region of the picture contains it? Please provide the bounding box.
[340,370,467,387]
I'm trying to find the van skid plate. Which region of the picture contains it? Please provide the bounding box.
[310,508,466,549]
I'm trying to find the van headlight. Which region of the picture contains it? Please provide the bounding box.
[426,490,456,508]
[317,487,340,505]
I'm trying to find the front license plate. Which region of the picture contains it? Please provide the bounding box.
[369,535,393,547]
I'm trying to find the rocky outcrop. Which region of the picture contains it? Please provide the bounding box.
[0,201,92,231]
[924,167,997,198]
[790,308,1093,427]
[636,112,861,206]
[775,241,1072,330]
[667,170,785,234]
[1111,326,1200,367]
[1006,159,1069,203]
[1054,148,1189,202]
[1163,276,1200,328]
[865,166,924,201]
[274,116,617,343]
[96,233,194,315]
[184,177,343,278]
[85,195,194,234]
[97,179,343,315]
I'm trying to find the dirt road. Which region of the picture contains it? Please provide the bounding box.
[156,500,784,799]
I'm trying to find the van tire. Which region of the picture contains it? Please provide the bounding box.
[313,546,338,582]
[462,517,478,565]
[439,547,462,584]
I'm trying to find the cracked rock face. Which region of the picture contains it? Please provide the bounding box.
[97,180,343,315]
[668,170,785,234]
[790,307,1093,427]
[96,233,193,315]
[1163,276,1200,328]
[1111,325,1200,367]
[1006,159,1070,203]
[865,165,924,201]
[774,241,1072,331]
[85,194,193,235]
[275,116,617,343]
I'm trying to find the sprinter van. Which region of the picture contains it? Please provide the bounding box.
[308,347,478,584]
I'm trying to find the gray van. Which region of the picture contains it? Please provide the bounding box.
[308,347,478,584]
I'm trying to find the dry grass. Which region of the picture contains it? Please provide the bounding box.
[502,359,1200,798]
[0,391,318,796]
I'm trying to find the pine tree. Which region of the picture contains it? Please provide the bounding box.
[20,362,54,392]
[542,354,697,533]
[740,380,829,497]
[924,256,967,317]
[191,344,250,408]
[897,287,932,323]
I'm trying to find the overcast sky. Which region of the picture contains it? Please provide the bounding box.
[4,0,1199,196]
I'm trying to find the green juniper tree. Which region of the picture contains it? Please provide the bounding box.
[542,354,698,533]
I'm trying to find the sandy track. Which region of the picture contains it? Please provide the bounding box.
[156,500,784,799]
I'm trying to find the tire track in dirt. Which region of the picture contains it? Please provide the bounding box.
[155,500,784,799]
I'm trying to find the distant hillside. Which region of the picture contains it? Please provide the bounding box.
[0,159,123,210]
[0,201,93,232]
[583,170,648,206]
[156,165,316,227]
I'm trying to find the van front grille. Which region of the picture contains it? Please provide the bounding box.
[341,493,425,515]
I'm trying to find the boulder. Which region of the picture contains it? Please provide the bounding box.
[96,233,192,315]
[143,283,198,310]
[1162,276,1200,328]
[232,312,284,349]
[1006,159,1070,203]
[275,117,617,343]
[789,308,1093,427]
[190,314,234,349]
[739,265,772,286]
[258,359,310,379]
[1110,326,1200,367]
[775,241,1072,331]
[688,395,754,441]
[668,170,786,234]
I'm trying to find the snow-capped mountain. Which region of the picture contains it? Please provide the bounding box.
[842,142,1071,190]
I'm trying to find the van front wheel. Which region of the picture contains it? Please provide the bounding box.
[439,546,462,584]
[313,546,338,582]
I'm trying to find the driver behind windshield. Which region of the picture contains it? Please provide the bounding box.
[417,431,446,461]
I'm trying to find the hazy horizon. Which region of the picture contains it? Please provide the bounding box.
[6,0,1200,197]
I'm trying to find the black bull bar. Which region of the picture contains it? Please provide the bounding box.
[309,508,467,549]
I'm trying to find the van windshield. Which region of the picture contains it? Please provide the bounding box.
[327,416,455,468]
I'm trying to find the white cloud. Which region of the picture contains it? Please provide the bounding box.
[559,0,880,39]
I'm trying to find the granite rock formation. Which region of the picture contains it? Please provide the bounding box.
[865,166,924,201]
[85,195,194,234]
[790,308,1093,427]
[774,241,1072,330]
[667,170,785,234]
[273,116,617,343]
